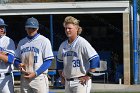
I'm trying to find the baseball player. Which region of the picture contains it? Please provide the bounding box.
[14,17,54,93]
[0,18,15,93]
[57,16,100,93]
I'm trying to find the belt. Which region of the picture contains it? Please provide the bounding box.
[0,73,11,77]
[66,78,75,81]
[66,77,80,81]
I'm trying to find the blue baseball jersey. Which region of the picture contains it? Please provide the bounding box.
[57,36,99,79]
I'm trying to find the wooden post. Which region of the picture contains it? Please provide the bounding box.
[123,13,131,85]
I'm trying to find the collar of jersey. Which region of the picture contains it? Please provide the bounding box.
[66,35,79,48]
[27,33,39,39]
[0,35,5,38]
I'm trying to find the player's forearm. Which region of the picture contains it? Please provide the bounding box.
[86,68,96,78]
[13,59,21,68]
[89,56,100,69]
[7,54,15,64]
[0,52,15,64]
[36,59,52,76]
[88,68,96,72]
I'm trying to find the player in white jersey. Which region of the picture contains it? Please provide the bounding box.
[0,18,15,93]
[57,16,100,93]
[14,17,54,93]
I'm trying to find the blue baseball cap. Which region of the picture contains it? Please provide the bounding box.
[25,17,39,29]
[0,18,7,26]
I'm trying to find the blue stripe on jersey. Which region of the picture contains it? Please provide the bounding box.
[0,47,5,51]
[36,59,52,76]
[56,58,63,62]
[27,33,40,43]
[88,55,99,62]
[89,56,100,68]
[14,59,21,68]
[57,61,63,70]
[43,56,54,61]
[7,54,14,64]
[6,51,14,56]
[15,57,21,61]
[0,47,14,56]
[27,33,39,39]
[65,36,79,48]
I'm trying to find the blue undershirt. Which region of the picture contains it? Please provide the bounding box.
[7,54,15,64]
[14,59,21,68]
[36,59,52,76]
[27,33,39,39]
[89,56,100,68]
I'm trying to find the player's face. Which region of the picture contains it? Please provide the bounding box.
[25,27,38,36]
[64,23,78,39]
[0,26,5,36]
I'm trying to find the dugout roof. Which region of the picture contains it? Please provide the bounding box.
[0,1,129,15]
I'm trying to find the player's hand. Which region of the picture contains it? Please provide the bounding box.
[18,63,28,74]
[79,76,90,86]
[0,51,8,63]
[19,63,25,67]
[19,63,25,70]
[23,72,36,79]
[0,51,7,55]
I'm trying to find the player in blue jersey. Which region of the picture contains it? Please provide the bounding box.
[0,18,15,93]
[14,17,54,93]
[57,16,100,93]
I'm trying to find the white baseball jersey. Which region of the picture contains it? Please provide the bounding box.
[15,34,54,93]
[15,34,54,73]
[0,35,15,73]
[0,35,15,93]
[57,36,98,79]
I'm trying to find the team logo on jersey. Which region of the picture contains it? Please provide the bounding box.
[21,47,39,54]
[62,51,77,57]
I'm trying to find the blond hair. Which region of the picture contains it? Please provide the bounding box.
[63,16,82,35]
